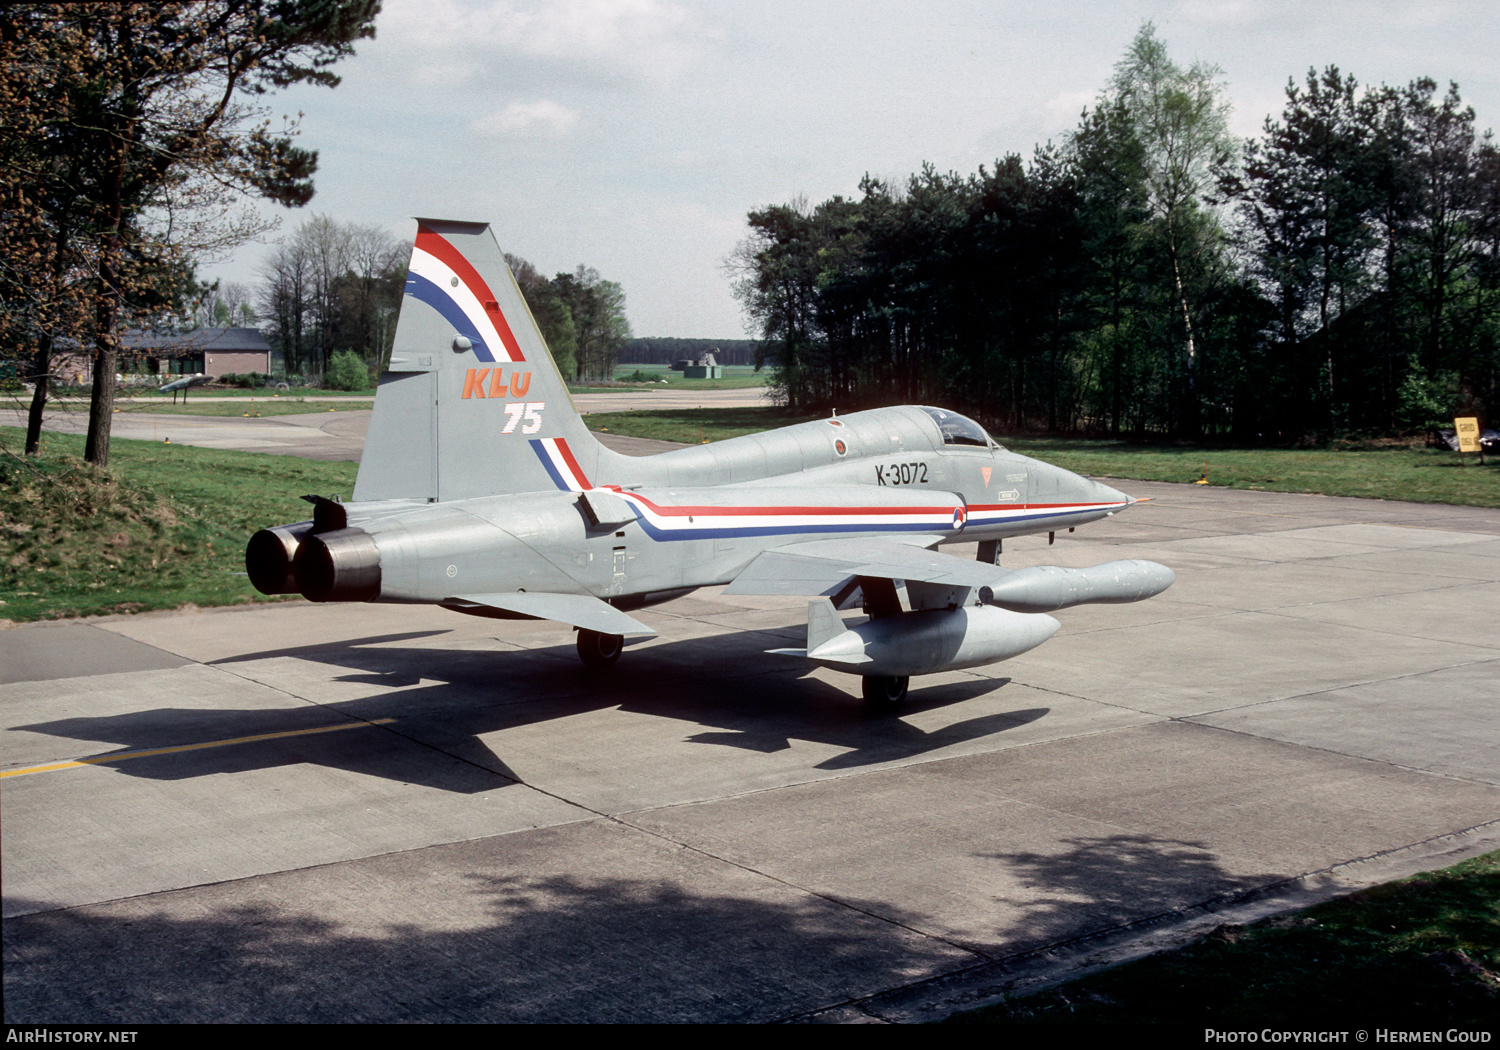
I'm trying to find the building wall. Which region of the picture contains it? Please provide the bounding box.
[50,352,92,384]
[205,351,270,376]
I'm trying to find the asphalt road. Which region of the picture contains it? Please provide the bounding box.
[4,476,1498,1022]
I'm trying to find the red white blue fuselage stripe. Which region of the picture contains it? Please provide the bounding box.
[531,438,963,540]
[964,500,1128,528]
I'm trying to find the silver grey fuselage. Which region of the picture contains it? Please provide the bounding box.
[327,405,1130,608]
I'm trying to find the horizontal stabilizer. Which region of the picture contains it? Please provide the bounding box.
[578,490,637,528]
[442,592,657,636]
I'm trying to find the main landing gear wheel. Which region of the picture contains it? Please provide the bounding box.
[577,629,624,667]
[861,674,909,712]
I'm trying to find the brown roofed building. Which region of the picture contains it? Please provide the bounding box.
[129,327,272,377]
[52,327,272,384]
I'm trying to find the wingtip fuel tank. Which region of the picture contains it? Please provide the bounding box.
[978,559,1176,614]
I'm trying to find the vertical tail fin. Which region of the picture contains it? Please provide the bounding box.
[354,219,623,502]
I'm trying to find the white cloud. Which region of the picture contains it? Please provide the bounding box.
[378,0,710,84]
[470,99,581,137]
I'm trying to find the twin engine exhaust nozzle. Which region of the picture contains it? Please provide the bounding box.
[245,520,381,603]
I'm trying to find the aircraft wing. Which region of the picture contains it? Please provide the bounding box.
[442,592,657,637]
[723,536,1008,596]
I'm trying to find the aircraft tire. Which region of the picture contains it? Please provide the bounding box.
[861,674,909,712]
[577,629,624,667]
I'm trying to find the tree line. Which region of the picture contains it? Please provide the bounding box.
[250,225,633,383]
[732,24,1499,441]
[258,215,404,379]
[252,224,634,383]
[619,338,759,365]
[503,255,630,381]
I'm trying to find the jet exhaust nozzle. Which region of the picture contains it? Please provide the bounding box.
[245,521,315,596]
[292,526,382,603]
[978,559,1175,613]
[805,605,1060,677]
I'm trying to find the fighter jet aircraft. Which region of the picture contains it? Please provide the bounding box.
[247,219,1173,708]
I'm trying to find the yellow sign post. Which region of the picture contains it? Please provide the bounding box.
[1454,416,1482,463]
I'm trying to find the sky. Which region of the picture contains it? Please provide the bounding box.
[206,0,1500,339]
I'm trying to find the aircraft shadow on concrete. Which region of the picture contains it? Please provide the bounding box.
[1,835,1291,1024]
[14,626,1048,794]
[972,833,1313,955]
[1,867,962,1023]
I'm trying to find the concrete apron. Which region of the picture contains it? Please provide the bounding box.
[3,482,1498,1022]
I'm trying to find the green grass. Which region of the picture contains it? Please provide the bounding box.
[0,426,356,622]
[1006,436,1500,508]
[589,407,1500,508]
[52,386,382,399]
[564,363,770,394]
[585,406,822,444]
[140,386,380,397]
[949,849,1500,1025]
[113,399,373,417]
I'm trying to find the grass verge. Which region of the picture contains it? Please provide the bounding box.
[112,399,374,417]
[1009,436,1499,508]
[42,387,383,399]
[587,408,1499,508]
[607,363,771,391]
[949,849,1500,1025]
[0,426,356,622]
[585,406,821,444]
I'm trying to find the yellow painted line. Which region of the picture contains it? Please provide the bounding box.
[1,718,397,779]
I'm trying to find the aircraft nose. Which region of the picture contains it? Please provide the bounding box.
[1027,460,1131,509]
[1086,476,1131,509]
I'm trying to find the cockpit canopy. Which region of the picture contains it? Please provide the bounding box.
[917,406,1001,449]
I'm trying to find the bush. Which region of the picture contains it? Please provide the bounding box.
[324,351,372,391]
[1396,367,1459,429]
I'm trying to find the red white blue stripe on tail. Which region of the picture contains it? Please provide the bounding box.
[532,437,593,491]
[405,223,527,364]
